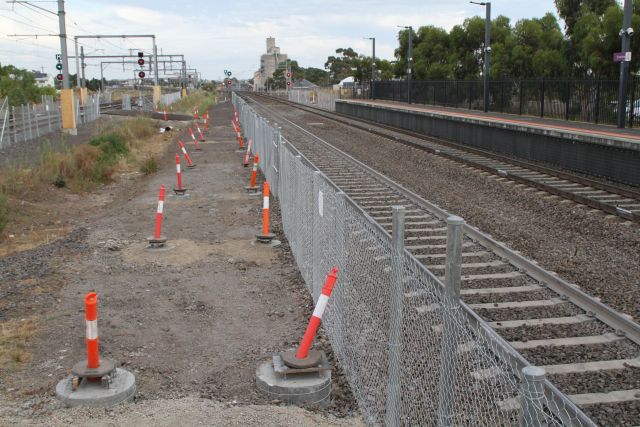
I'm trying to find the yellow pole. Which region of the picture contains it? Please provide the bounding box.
[60,88,77,134]
[153,85,161,110]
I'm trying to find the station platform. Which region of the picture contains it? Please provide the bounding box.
[335,99,640,186]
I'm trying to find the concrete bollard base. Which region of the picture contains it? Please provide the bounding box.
[256,361,331,407]
[56,368,136,408]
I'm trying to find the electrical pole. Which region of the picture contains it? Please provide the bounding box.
[484,2,491,113]
[617,0,633,128]
[74,36,80,88]
[57,0,70,89]
[471,1,491,112]
[366,37,376,99]
[403,26,413,104]
[80,45,86,87]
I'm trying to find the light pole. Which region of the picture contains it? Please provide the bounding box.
[398,26,413,104]
[365,37,376,98]
[617,0,633,128]
[471,1,491,112]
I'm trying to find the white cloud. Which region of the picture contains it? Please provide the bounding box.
[0,0,559,80]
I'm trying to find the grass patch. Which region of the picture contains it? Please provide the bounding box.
[0,117,158,199]
[165,90,217,115]
[0,318,36,370]
[140,156,158,175]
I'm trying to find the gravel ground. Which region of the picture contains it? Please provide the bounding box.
[0,396,362,426]
[0,101,360,425]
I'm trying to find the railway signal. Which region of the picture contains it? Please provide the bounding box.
[139,71,146,79]
[55,54,63,81]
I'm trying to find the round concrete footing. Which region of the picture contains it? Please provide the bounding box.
[256,361,331,407]
[56,368,136,408]
[147,236,167,249]
[251,238,281,248]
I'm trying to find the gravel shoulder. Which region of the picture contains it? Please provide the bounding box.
[0,101,360,425]
[265,102,640,320]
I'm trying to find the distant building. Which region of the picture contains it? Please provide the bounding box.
[33,71,54,88]
[254,37,288,91]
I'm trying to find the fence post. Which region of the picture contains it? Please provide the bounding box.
[312,170,322,293]
[34,104,40,138]
[384,205,405,427]
[500,81,505,113]
[47,99,52,132]
[455,81,459,108]
[520,366,547,427]
[437,215,465,427]
[565,80,570,121]
[11,106,16,145]
[594,78,601,124]
[540,79,545,118]
[468,83,472,110]
[519,80,523,115]
[628,77,636,128]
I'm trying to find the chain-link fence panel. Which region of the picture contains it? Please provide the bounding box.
[231,92,596,426]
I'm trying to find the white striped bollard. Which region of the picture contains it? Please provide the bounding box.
[178,140,196,168]
[196,123,206,142]
[281,267,339,368]
[188,128,202,151]
[244,154,260,193]
[255,181,275,243]
[147,185,167,248]
[243,138,254,167]
[67,292,117,390]
[173,154,187,195]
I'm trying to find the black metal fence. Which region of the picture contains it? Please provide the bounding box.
[373,78,640,127]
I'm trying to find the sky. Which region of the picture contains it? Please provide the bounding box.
[0,0,561,82]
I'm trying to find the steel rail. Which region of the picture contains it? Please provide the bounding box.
[259,93,640,222]
[241,92,597,426]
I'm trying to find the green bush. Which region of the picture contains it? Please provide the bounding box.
[140,156,158,175]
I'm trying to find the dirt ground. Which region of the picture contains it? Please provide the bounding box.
[0,101,361,425]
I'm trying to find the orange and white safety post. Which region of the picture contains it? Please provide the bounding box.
[178,140,196,168]
[173,154,187,195]
[243,139,254,167]
[204,111,209,131]
[296,267,339,359]
[245,154,259,193]
[163,110,167,121]
[255,181,275,243]
[84,292,100,369]
[188,128,202,151]
[148,185,167,247]
[195,123,206,142]
[231,120,244,149]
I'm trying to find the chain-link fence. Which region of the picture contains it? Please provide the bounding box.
[0,94,105,150]
[122,94,132,111]
[233,92,595,426]
[288,88,340,111]
[159,90,182,107]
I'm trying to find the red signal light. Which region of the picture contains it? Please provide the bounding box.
[56,74,63,81]
[138,71,146,78]
[138,58,145,66]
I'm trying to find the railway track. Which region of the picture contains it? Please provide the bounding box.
[256,94,640,223]
[241,93,640,426]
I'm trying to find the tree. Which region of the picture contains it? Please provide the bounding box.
[0,64,57,105]
[325,48,359,83]
[304,67,329,85]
